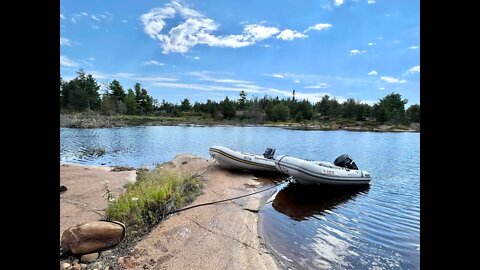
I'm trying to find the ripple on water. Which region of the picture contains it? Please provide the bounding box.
[61,126,419,269]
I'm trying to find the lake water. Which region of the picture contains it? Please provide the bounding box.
[60,126,419,269]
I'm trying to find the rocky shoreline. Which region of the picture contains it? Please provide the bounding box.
[60,114,420,132]
[60,156,283,270]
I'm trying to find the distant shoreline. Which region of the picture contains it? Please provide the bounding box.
[60,114,420,133]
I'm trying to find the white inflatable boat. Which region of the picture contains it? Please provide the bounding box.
[274,154,371,185]
[209,146,278,172]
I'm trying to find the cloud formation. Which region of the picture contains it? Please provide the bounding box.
[145,60,165,66]
[350,49,365,55]
[335,0,344,6]
[60,37,71,46]
[60,55,79,67]
[404,65,420,76]
[305,83,329,89]
[380,76,406,83]
[141,1,331,54]
[304,23,332,32]
[368,70,378,76]
[277,29,307,40]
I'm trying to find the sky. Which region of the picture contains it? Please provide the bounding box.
[60,0,420,106]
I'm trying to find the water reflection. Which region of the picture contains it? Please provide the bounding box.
[272,182,370,221]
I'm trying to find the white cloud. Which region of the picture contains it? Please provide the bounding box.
[350,49,365,55]
[380,76,407,83]
[60,13,66,20]
[152,82,261,93]
[294,80,300,83]
[272,74,284,79]
[144,60,165,66]
[409,46,419,49]
[277,29,307,40]
[91,15,100,21]
[404,65,420,76]
[122,19,127,23]
[368,0,376,4]
[193,56,200,60]
[140,1,315,54]
[60,55,79,67]
[86,71,178,82]
[60,37,71,46]
[189,71,252,84]
[305,83,329,89]
[89,57,95,61]
[244,24,280,40]
[368,42,375,46]
[368,70,378,76]
[335,0,344,6]
[71,18,77,24]
[378,36,383,40]
[81,12,88,16]
[304,23,332,32]
[379,87,385,90]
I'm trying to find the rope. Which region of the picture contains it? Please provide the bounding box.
[163,175,285,217]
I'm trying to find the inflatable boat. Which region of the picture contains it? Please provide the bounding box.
[209,146,278,172]
[274,154,371,185]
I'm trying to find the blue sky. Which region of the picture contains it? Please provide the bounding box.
[60,0,420,106]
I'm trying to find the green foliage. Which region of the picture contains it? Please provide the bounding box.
[125,89,137,115]
[270,103,290,122]
[220,96,236,119]
[238,90,247,110]
[60,69,101,111]
[374,93,408,123]
[295,112,303,122]
[406,104,420,122]
[105,166,202,228]
[180,98,191,112]
[109,80,126,102]
[61,71,418,124]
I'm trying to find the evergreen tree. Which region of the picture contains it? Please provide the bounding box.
[125,89,137,115]
[180,98,191,112]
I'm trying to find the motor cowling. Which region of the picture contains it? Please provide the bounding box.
[334,154,359,170]
[263,148,276,159]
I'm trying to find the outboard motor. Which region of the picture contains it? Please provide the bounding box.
[263,148,276,159]
[334,154,359,170]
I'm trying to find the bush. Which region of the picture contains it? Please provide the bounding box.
[105,166,203,229]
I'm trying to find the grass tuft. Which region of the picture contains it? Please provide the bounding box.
[105,165,203,232]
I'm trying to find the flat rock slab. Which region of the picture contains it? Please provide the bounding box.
[60,163,136,240]
[130,162,280,270]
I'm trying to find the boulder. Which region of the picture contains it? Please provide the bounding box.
[61,220,125,254]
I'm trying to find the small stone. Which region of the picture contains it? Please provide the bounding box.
[117,257,124,264]
[60,185,68,193]
[104,267,110,270]
[80,264,87,269]
[71,264,81,270]
[143,264,150,269]
[181,161,188,165]
[62,262,71,269]
[80,252,99,263]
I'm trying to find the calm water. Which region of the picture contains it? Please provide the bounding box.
[60,126,419,269]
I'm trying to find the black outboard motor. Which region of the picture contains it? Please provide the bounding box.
[263,148,276,159]
[334,154,359,170]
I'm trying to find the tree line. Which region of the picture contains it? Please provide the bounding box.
[60,70,420,124]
